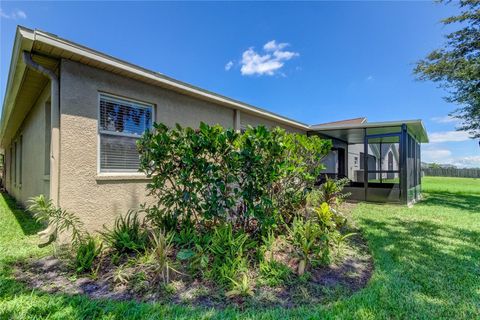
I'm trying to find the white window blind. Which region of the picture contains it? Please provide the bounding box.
[99,94,153,172]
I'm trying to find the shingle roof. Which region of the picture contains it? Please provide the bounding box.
[313,117,367,127]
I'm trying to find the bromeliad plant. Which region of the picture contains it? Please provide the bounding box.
[311,177,351,208]
[287,202,351,275]
[100,210,150,254]
[207,224,256,286]
[287,216,324,275]
[75,235,103,274]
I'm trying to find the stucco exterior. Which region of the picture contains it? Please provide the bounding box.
[4,84,50,204]
[240,112,305,133]
[57,59,306,231]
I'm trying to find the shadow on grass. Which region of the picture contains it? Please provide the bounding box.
[1,193,44,236]
[358,215,480,307]
[420,190,480,213]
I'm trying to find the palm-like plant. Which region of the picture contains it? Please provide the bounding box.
[27,194,86,247]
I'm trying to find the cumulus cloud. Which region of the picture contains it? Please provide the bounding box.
[224,61,234,71]
[0,8,27,19]
[422,146,480,168]
[451,156,480,168]
[428,130,470,143]
[430,115,459,124]
[263,40,288,52]
[238,40,299,76]
[422,148,452,162]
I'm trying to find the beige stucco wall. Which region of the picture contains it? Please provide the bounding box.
[241,112,306,134]
[58,59,307,232]
[4,84,50,205]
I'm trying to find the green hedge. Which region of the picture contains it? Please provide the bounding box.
[137,122,331,237]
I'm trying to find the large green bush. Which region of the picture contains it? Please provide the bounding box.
[137,122,331,237]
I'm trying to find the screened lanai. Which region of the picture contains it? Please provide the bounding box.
[311,119,429,205]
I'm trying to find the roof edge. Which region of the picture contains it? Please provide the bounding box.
[310,119,429,143]
[0,26,35,144]
[313,117,367,127]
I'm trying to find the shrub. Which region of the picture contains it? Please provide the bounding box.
[309,177,351,208]
[234,126,286,235]
[207,224,256,286]
[138,122,239,230]
[189,243,210,276]
[226,273,254,298]
[257,231,276,263]
[149,231,176,284]
[143,205,178,233]
[137,122,331,238]
[28,195,86,247]
[288,202,351,270]
[287,216,324,275]
[273,133,332,225]
[259,260,291,286]
[100,210,149,254]
[176,231,212,277]
[173,222,198,248]
[75,236,102,274]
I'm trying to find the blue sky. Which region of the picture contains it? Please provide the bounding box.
[1,1,478,167]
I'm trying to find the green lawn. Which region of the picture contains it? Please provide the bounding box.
[1,176,479,319]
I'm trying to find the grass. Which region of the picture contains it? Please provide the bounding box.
[1,176,479,319]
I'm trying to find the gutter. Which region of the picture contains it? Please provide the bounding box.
[22,51,60,207]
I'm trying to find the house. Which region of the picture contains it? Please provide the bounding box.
[0,27,428,231]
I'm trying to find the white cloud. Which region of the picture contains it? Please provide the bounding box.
[0,8,27,19]
[263,40,288,52]
[422,146,480,168]
[239,40,299,76]
[430,115,459,124]
[422,148,452,162]
[451,156,480,168]
[365,75,374,81]
[225,61,234,71]
[428,130,471,143]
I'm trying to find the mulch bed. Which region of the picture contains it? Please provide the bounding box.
[13,204,373,309]
[14,237,372,309]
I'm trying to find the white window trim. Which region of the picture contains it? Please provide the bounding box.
[97,92,155,174]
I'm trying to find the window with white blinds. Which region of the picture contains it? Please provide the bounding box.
[99,94,153,172]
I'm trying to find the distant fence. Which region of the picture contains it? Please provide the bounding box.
[422,168,480,178]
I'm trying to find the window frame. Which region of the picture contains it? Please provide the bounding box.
[97,92,155,174]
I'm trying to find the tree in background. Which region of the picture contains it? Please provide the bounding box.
[414,0,480,138]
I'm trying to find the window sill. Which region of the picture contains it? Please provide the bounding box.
[95,173,151,182]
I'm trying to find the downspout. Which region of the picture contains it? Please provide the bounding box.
[234,109,241,132]
[22,51,60,208]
